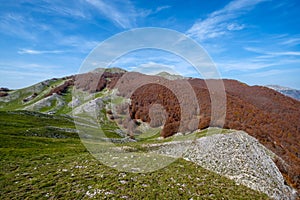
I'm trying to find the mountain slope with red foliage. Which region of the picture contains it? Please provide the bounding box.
[69,70,300,192]
[107,72,299,192]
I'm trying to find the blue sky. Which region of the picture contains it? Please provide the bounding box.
[0,0,300,89]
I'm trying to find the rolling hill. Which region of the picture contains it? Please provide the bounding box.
[0,68,299,199]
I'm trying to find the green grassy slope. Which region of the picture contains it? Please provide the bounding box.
[0,79,65,111]
[0,111,77,138]
[0,111,269,199]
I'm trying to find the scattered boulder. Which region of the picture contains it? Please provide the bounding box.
[0,92,8,97]
[23,93,38,102]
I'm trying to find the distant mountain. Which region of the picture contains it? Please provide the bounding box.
[155,71,184,80]
[92,67,127,74]
[267,85,300,101]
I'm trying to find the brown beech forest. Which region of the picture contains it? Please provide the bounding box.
[70,71,300,192]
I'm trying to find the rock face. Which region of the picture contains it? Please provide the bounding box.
[151,131,297,200]
[24,93,65,112]
[72,97,104,116]
[45,79,74,97]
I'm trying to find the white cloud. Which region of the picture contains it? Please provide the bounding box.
[57,35,99,52]
[155,5,171,13]
[83,0,169,29]
[245,47,300,57]
[129,61,183,75]
[0,13,99,54]
[274,51,300,56]
[0,13,36,40]
[85,0,136,29]
[280,37,300,46]
[142,5,171,17]
[0,11,60,42]
[21,0,89,20]
[217,56,300,72]
[243,69,284,77]
[39,2,88,19]
[238,68,300,82]
[218,61,275,71]
[214,0,268,14]
[186,0,268,41]
[18,48,64,55]
[227,23,245,31]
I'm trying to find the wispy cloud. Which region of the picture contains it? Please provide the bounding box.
[280,37,300,46]
[243,69,286,77]
[217,60,276,71]
[85,0,137,29]
[245,47,300,57]
[57,35,99,53]
[217,56,300,72]
[83,0,168,29]
[0,11,59,42]
[0,13,36,40]
[140,5,171,17]
[36,1,89,19]
[186,0,268,41]
[129,61,178,75]
[227,23,245,31]
[155,5,171,13]
[264,51,300,56]
[0,11,100,54]
[18,48,64,55]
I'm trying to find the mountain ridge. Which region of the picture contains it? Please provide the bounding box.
[1,68,299,196]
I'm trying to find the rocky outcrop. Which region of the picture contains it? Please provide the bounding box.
[45,79,74,97]
[24,93,65,112]
[150,131,297,199]
[23,93,38,102]
[72,97,104,116]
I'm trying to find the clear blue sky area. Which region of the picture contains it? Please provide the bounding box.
[0,0,299,89]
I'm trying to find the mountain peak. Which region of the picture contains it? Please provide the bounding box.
[155,71,184,80]
[92,67,127,74]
